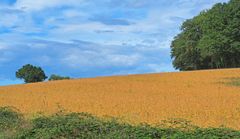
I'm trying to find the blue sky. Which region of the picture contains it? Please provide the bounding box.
[0,0,229,86]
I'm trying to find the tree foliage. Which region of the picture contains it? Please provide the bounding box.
[16,64,47,83]
[49,74,70,81]
[171,0,240,71]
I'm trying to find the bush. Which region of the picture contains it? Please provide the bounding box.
[1,107,240,139]
[0,107,24,139]
[0,107,23,131]
[48,74,70,81]
[16,113,240,139]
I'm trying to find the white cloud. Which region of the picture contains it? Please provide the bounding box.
[14,0,84,11]
[107,54,141,66]
[0,14,19,27]
[38,0,228,49]
[61,45,142,68]
[0,45,6,50]
[63,9,87,18]
[0,48,14,64]
[0,43,9,50]
[146,63,175,72]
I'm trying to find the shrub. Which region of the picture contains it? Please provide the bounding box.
[48,74,70,81]
[16,113,240,139]
[0,107,23,131]
[1,107,240,139]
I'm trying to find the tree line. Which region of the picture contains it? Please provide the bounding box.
[16,64,70,83]
[171,0,240,71]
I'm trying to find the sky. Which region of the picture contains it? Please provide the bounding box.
[0,0,229,86]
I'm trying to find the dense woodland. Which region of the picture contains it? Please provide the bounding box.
[171,0,240,71]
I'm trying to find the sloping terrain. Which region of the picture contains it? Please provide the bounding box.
[0,69,239,129]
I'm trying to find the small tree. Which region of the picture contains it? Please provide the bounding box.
[16,64,47,83]
[49,74,70,81]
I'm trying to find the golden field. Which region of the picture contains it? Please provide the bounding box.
[0,68,240,129]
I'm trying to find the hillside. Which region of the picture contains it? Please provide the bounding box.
[0,69,240,129]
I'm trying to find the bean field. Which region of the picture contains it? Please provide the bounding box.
[0,69,239,129]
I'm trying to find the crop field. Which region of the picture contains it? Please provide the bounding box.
[0,68,240,129]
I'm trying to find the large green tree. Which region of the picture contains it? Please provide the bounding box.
[171,0,240,71]
[16,64,47,83]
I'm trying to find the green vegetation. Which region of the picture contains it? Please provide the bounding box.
[228,78,240,87]
[15,64,71,83]
[16,64,47,83]
[171,0,240,71]
[1,107,240,139]
[49,74,70,81]
[0,107,24,139]
[0,107,23,130]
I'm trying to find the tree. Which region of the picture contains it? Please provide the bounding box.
[16,64,47,83]
[171,0,240,71]
[48,74,70,81]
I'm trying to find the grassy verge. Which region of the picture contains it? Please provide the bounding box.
[1,107,240,139]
